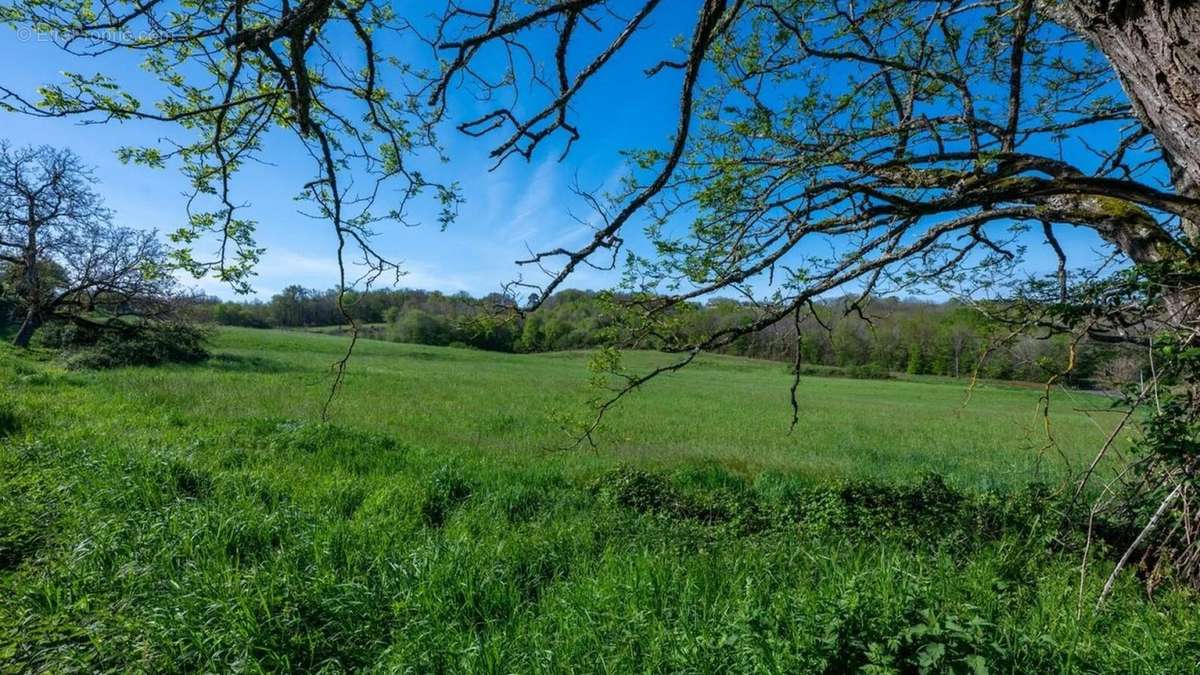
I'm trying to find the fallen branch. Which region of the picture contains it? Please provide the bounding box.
[1096,482,1183,610]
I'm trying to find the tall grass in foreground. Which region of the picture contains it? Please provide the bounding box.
[1,332,1195,672]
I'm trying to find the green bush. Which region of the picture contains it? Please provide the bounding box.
[592,466,680,514]
[591,466,1064,547]
[846,363,892,379]
[864,608,999,674]
[795,363,893,380]
[40,320,210,369]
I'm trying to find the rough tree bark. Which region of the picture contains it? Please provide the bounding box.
[12,309,40,348]
[1051,0,1200,593]
[1056,0,1200,237]
[11,199,42,348]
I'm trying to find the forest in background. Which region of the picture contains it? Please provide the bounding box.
[194,287,1139,387]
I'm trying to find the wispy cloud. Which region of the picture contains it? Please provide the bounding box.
[497,156,560,245]
[398,260,476,293]
[266,250,344,277]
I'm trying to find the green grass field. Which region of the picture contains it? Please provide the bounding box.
[2,328,1197,672]
[94,328,1127,485]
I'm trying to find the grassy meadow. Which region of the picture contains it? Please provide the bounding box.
[96,328,1124,485]
[2,327,1198,672]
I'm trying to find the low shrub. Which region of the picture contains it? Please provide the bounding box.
[846,363,892,380]
[795,363,893,380]
[835,472,966,530]
[42,320,210,369]
[592,467,772,534]
[593,466,1063,545]
[864,608,1000,674]
[592,466,680,514]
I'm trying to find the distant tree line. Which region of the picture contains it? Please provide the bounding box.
[194,287,1139,387]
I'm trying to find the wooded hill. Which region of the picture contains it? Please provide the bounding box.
[193,287,1138,387]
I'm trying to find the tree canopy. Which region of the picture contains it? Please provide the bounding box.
[0,142,176,347]
[1,1,1196,332]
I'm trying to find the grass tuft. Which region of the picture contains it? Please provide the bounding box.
[0,397,19,438]
[421,464,473,528]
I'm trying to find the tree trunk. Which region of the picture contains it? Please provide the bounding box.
[12,309,40,348]
[1053,1,1200,594]
[1056,0,1200,234]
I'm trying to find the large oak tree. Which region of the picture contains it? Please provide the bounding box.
[0,143,174,347]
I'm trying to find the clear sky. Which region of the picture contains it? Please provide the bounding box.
[0,8,1118,301]
[0,12,695,301]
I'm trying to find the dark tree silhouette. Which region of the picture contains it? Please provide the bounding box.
[0,143,174,347]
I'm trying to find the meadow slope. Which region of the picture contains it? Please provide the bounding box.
[2,328,1196,673]
[94,327,1125,485]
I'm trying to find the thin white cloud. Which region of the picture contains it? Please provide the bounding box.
[499,156,560,244]
[264,250,343,277]
[398,259,476,293]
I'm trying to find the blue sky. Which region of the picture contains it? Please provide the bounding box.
[0,8,1121,302]
[0,13,694,300]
